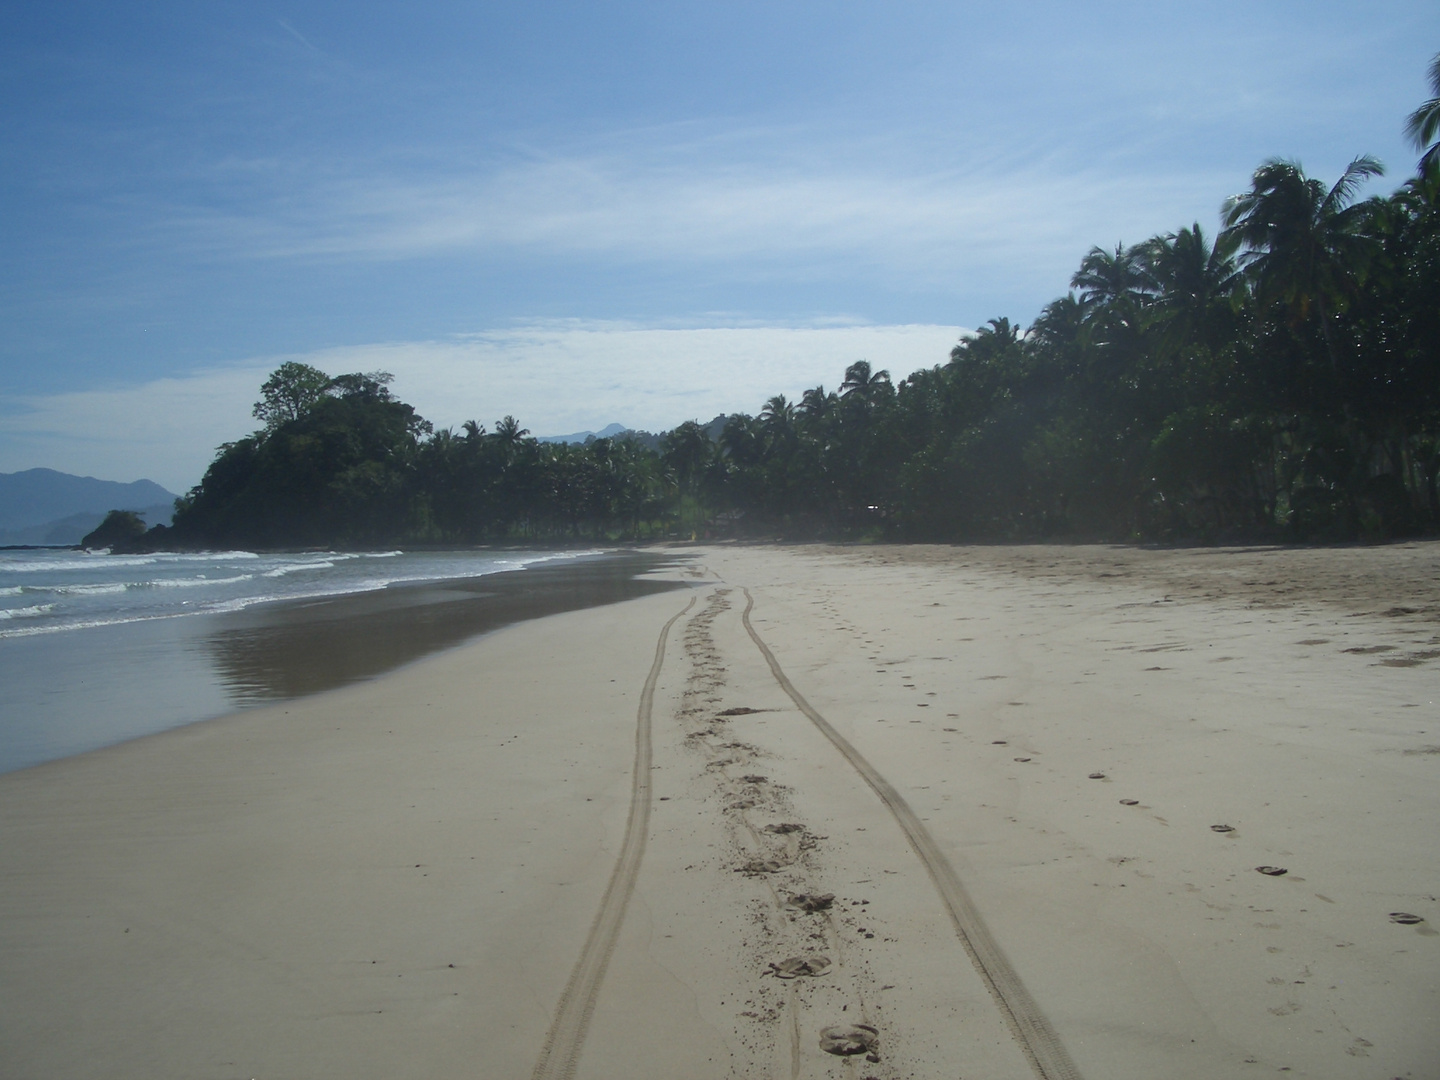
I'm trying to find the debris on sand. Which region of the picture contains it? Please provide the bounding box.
[767,955,831,979]
[787,892,835,912]
[736,858,785,875]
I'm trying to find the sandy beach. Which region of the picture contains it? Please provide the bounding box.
[2,542,1437,1079]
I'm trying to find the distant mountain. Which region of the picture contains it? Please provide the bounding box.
[535,422,630,445]
[0,469,177,546]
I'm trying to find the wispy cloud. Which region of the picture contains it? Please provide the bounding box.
[275,19,322,55]
[0,322,964,491]
[175,128,1239,296]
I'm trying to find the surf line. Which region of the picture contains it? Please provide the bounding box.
[740,588,1082,1080]
[530,593,697,1080]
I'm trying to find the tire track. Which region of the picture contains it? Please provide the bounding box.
[530,593,697,1080]
[739,587,1082,1080]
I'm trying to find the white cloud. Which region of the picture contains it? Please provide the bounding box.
[0,322,964,492]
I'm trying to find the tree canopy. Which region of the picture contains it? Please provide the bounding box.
[130,54,1440,551]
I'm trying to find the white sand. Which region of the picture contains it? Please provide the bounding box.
[2,543,1437,1079]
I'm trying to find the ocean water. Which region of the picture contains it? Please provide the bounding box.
[0,548,589,638]
[0,547,681,776]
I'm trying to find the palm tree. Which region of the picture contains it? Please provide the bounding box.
[1221,156,1384,374]
[1071,243,1156,320]
[662,420,713,532]
[1138,223,1242,356]
[493,415,530,448]
[839,360,892,402]
[760,393,795,434]
[798,385,833,422]
[1405,51,1440,175]
[1028,293,1085,357]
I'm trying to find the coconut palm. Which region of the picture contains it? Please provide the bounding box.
[798,385,834,422]
[1220,156,1384,372]
[1071,243,1156,320]
[493,415,530,447]
[1405,51,1440,175]
[760,393,795,433]
[1138,223,1243,356]
[839,360,891,401]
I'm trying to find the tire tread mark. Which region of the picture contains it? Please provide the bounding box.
[530,594,697,1080]
[740,588,1082,1080]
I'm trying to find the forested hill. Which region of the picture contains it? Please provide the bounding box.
[137,68,1440,552]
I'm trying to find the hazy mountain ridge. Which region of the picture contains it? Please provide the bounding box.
[534,423,630,444]
[0,469,177,546]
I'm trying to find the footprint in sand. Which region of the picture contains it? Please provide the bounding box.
[764,822,805,834]
[1119,799,1139,806]
[1389,912,1424,924]
[819,1024,879,1059]
[1211,824,1235,833]
[740,775,768,784]
[1088,772,1106,779]
[736,858,786,875]
[787,892,835,912]
[1256,866,1288,876]
[768,955,832,979]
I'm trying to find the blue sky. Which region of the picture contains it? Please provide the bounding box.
[1,1,1436,490]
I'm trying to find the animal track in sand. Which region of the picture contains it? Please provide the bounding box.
[819,1023,880,1059]
[787,892,835,913]
[674,588,890,1078]
[736,858,787,875]
[740,588,1082,1080]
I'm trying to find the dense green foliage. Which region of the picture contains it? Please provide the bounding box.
[81,510,148,550]
[148,67,1440,550]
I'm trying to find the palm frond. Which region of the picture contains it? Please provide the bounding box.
[1322,155,1385,215]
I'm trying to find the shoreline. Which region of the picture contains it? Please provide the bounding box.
[2,542,1436,1078]
[0,549,686,776]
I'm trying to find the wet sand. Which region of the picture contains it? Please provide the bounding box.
[0,550,684,773]
[1,543,1437,1078]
